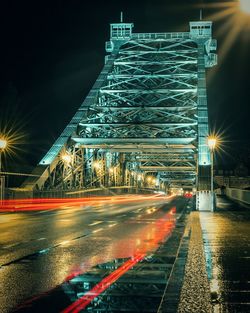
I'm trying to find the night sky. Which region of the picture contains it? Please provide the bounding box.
[0,0,250,179]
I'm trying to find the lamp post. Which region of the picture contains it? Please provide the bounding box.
[208,136,217,211]
[0,138,7,202]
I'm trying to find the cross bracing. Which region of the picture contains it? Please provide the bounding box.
[22,20,216,198]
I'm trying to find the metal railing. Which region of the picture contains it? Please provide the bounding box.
[6,186,159,200]
[132,32,190,40]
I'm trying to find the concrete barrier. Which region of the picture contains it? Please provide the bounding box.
[226,188,250,205]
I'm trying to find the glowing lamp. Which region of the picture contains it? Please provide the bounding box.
[61,153,72,165]
[93,161,101,169]
[147,176,152,183]
[208,136,217,151]
[109,167,114,173]
[0,138,7,150]
[240,0,250,14]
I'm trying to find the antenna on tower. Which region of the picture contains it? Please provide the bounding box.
[200,9,203,21]
[120,11,123,23]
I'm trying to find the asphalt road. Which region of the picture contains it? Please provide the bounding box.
[0,194,185,313]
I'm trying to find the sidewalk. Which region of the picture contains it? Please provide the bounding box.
[158,212,212,313]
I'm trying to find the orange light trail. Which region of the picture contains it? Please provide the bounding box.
[1,194,174,212]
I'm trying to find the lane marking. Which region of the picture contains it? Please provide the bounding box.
[108,223,117,228]
[89,221,103,226]
[92,228,103,233]
[59,240,71,246]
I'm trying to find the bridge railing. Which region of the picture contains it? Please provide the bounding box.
[226,188,250,205]
[132,32,190,40]
[6,186,159,200]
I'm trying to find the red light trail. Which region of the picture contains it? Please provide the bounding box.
[0,194,174,212]
[61,253,145,313]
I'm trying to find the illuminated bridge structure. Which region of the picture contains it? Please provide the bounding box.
[23,18,217,211]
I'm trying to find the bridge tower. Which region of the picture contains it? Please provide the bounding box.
[22,17,217,210]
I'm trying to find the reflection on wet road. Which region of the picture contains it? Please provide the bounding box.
[200,196,250,313]
[0,194,185,313]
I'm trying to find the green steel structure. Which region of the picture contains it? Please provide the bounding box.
[23,18,217,210]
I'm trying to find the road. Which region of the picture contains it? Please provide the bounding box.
[0,194,186,313]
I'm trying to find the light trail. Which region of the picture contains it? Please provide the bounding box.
[1,194,174,212]
[61,253,145,313]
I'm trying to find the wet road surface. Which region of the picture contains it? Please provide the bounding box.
[0,194,186,313]
[200,196,250,313]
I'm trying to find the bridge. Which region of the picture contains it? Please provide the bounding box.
[21,17,217,210]
[2,12,250,313]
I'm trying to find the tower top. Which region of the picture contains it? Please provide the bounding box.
[109,13,134,40]
[189,21,212,39]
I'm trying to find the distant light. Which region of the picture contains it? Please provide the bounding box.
[240,0,250,14]
[0,138,7,150]
[61,153,72,165]
[147,176,152,183]
[93,161,101,169]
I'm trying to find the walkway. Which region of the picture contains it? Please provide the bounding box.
[200,196,250,313]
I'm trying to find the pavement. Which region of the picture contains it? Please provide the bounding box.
[200,196,250,313]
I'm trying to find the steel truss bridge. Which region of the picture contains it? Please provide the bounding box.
[23,18,217,210]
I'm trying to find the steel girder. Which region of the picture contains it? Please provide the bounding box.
[73,38,198,190]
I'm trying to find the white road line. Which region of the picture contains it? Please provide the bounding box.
[59,240,70,246]
[108,223,117,228]
[89,221,103,226]
[92,228,103,233]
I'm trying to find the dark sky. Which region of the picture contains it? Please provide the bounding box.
[0,0,250,174]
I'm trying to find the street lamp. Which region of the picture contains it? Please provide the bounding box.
[0,138,7,202]
[208,136,217,211]
[0,138,7,173]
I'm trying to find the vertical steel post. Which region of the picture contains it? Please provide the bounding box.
[211,149,214,211]
[0,151,4,202]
